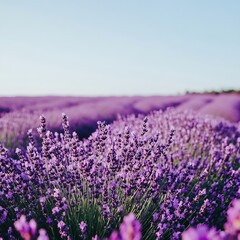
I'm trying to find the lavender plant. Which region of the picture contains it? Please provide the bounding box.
[13,198,240,240]
[0,108,239,239]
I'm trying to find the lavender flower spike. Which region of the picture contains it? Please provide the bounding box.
[119,213,142,240]
[224,198,240,235]
[14,215,37,240]
[37,229,49,240]
[182,225,221,240]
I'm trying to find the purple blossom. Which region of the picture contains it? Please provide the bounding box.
[53,188,60,198]
[79,221,87,233]
[224,198,240,235]
[153,212,159,222]
[109,231,120,240]
[14,215,37,240]
[182,225,221,240]
[37,229,49,240]
[52,206,60,215]
[0,206,8,224]
[57,220,66,229]
[92,235,99,240]
[119,213,142,240]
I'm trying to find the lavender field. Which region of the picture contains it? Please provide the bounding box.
[0,94,240,153]
[0,94,240,239]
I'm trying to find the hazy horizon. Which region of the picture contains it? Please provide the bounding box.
[0,89,240,98]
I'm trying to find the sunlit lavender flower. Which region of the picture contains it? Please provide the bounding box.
[14,215,37,240]
[79,221,87,233]
[53,188,61,198]
[92,235,99,240]
[37,229,49,240]
[109,231,120,240]
[119,213,142,240]
[52,206,60,215]
[0,206,7,224]
[79,221,87,239]
[57,220,69,238]
[182,225,221,240]
[224,198,240,235]
[153,212,159,222]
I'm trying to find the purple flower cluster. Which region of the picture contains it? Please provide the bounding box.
[0,206,8,224]
[109,213,141,240]
[0,108,239,239]
[14,215,49,240]
[182,225,221,240]
[13,199,240,240]
[224,197,240,237]
[182,198,240,240]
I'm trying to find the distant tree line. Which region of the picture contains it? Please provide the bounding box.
[185,89,240,95]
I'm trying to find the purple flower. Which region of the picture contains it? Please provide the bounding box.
[117,205,123,214]
[92,235,99,240]
[224,198,240,235]
[109,231,121,240]
[57,220,66,230]
[52,206,60,214]
[46,216,53,224]
[14,215,37,240]
[53,188,60,198]
[37,229,49,240]
[153,212,159,222]
[182,225,221,240]
[39,196,46,204]
[119,213,142,240]
[79,221,87,233]
[0,206,7,224]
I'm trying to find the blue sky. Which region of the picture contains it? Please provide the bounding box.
[0,1,239,96]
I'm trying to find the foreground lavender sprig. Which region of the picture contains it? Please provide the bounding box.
[109,213,141,240]
[224,197,240,238]
[14,215,49,240]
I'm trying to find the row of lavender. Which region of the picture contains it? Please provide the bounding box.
[0,96,151,154]
[1,94,239,156]
[0,108,240,239]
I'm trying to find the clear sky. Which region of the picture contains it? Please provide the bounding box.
[0,1,239,96]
